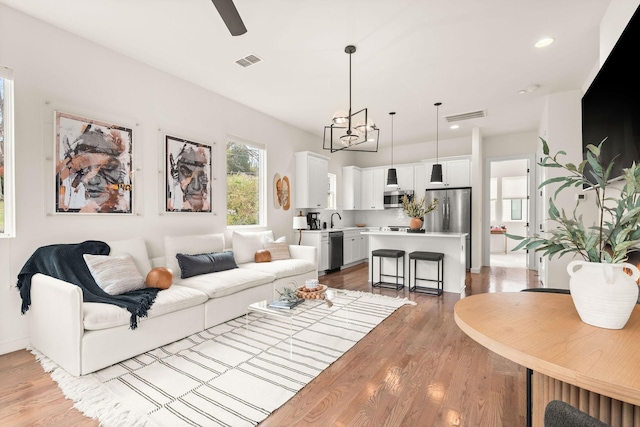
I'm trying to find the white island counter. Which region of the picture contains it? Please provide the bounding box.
[361,231,467,294]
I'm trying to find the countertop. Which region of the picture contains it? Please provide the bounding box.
[301,227,369,233]
[361,230,468,238]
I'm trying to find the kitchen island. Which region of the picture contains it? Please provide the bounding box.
[361,231,467,294]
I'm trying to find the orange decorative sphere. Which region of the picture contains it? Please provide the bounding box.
[146,267,173,289]
[255,249,272,263]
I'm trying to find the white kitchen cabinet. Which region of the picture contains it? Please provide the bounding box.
[295,151,329,209]
[383,165,414,191]
[300,231,329,272]
[320,233,329,271]
[360,168,385,210]
[422,157,471,189]
[342,166,362,210]
[414,163,427,195]
[343,229,365,265]
[343,235,354,265]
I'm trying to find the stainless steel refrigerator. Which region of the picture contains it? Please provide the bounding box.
[424,187,472,269]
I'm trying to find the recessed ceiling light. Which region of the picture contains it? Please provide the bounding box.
[450,125,459,130]
[535,37,554,48]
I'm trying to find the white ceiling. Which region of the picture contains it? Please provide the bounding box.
[0,0,611,148]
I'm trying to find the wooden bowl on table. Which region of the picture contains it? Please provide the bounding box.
[297,284,328,299]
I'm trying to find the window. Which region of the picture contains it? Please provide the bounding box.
[327,173,336,210]
[0,66,15,237]
[226,139,266,226]
[500,176,528,222]
[502,199,528,222]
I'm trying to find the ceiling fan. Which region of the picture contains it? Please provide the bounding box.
[211,0,247,36]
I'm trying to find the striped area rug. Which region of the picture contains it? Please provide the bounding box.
[33,289,415,427]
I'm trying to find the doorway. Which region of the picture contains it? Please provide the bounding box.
[483,155,536,269]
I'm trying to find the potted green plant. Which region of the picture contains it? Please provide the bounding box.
[509,137,640,329]
[401,194,438,231]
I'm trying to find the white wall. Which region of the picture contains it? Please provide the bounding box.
[353,136,472,169]
[0,5,358,355]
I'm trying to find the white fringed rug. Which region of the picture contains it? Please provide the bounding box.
[33,290,415,427]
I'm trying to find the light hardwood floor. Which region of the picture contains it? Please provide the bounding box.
[0,264,541,426]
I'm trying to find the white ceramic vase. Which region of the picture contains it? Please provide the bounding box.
[567,260,640,329]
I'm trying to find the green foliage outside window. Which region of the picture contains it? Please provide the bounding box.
[227,141,261,226]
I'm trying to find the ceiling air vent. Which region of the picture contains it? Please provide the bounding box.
[444,109,486,122]
[235,54,263,68]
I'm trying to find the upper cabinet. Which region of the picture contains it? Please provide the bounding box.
[383,165,415,191]
[342,166,362,210]
[295,151,329,209]
[422,157,471,189]
[414,163,427,194]
[361,167,385,210]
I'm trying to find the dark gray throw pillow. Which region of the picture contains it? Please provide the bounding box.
[176,251,238,279]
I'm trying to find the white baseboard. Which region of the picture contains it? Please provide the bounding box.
[470,267,481,274]
[0,337,30,356]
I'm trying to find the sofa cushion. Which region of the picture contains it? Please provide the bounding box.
[239,258,316,280]
[165,234,225,278]
[83,253,147,295]
[106,237,153,277]
[176,251,238,279]
[232,230,274,264]
[83,285,208,330]
[175,268,275,299]
[263,241,290,261]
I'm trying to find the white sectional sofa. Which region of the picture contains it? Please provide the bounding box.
[28,231,317,376]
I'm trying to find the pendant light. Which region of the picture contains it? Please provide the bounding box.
[387,112,398,187]
[430,102,444,184]
[323,45,380,153]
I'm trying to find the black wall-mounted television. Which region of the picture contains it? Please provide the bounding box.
[581,5,640,188]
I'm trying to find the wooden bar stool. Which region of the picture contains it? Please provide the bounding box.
[371,249,405,290]
[408,251,444,295]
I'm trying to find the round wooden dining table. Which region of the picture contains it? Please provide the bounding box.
[454,292,640,427]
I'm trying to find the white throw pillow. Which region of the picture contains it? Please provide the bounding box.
[232,230,274,264]
[105,237,153,277]
[83,253,146,295]
[164,233,225,278]
[264,241,290,261]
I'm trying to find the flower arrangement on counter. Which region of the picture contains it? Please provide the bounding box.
[401,194,438,220]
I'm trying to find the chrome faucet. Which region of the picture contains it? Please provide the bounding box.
[331,212,342,228]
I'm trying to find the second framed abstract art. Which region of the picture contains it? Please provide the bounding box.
[165,135,212,213]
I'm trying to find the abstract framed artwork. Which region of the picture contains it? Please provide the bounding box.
[55,111,133,214]
[165,135,212,213]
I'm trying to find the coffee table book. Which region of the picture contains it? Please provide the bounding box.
[268,298,304,310]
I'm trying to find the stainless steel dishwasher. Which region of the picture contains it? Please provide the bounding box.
[328,231,344,272]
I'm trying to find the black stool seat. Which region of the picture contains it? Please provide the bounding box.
[408,250,444,296]
[371,249,405,290]
[409,251,444,262]
[372,249,405,258]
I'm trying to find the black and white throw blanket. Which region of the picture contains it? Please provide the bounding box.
[16,240,159,329]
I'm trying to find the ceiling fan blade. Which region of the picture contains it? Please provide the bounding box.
[211,0,247,36]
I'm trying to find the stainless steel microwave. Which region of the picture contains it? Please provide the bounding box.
[384,190,414,208]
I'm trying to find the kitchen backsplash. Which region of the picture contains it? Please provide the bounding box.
[355,208,410,228]
[296,208,412,229]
